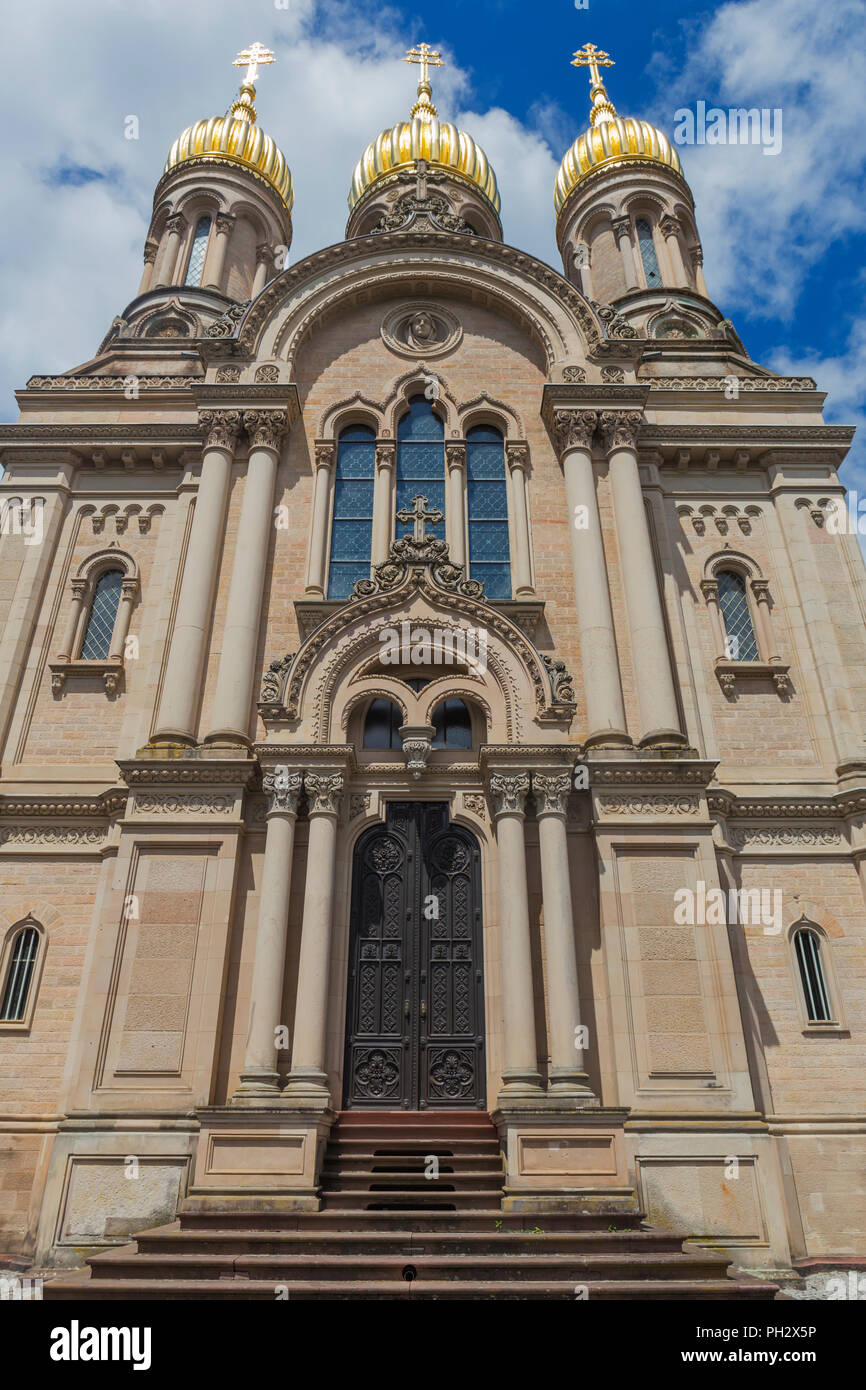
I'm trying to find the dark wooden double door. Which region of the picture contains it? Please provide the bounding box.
[343,802,485,1109]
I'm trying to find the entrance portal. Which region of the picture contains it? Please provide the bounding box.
[342,802,485,1109]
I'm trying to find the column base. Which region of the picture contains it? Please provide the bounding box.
[201,730,253,749]
[548,1067,599,1102]
[637,728,690,749]
[146,732,198,750]
[583,729,633,750]
[282,1067,332,1104]
[498,1068,545,1100]
[232,1069,281,1100]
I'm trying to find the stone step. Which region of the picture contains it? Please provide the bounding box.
[320,1188,503,1211]
[320,1169,504,1191]
[134,1225,693,1257]
[85,1250,738,1283]
[321,1154,504,1173]
[177,1207,649,1232]
[44,1276,778,1301]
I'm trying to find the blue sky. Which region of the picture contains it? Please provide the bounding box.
[3,0,865,500]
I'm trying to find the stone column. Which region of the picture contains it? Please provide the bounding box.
[251,244,272,298]
[108,576,139,661]
[611,215,639,290]
[446,442,467,567]
[205,409,289,744]
[284,772,344,1098]
[236,768,303,1095]
[553,408,629,745]
[505,443,534,597]
[57,578,89,661]
[602,410,683,745]
[202,214,234,292]
[306,443,334,597]
[692,246,709,297]
[700,578,726,658]
[155,213,186,288]
[152,409,240,744]
[372,442,395,565]
[659,214,689,287]
[750,579,779,662]
[137,241,158,296]
[489,772,543,1095]
[532,772,595,1098]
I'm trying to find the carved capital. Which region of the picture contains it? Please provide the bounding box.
[488,771,531,817]
[751,578,772,606]
[375,442,396,471]
[215,214,235,236]
[143,240,158,265]
[199,408,242,452]
[304,771,343,816]
[700,578,720,603]
[243,408,289,452]
[165,213,187,236]
[506,442,529,473]
[610,214,631,242]
[263,765,303,816]
[399,724,435,779]
[70,578,89,602]
[599,409,643,453]
[532,771,571,817]
[315,442,335,471]
[659,213,681,239]
[445,442,466,473]
[552,408,597,456]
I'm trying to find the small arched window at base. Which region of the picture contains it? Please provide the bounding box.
[1,923,40,1022]
[794,927,834,1023]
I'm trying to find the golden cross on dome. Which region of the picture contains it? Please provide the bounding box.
[571,42,614,87]
[571,42,617,126]
[397,494,443,542]
[233,42,276,86]
[405,42,444,88]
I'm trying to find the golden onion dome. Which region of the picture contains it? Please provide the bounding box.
[163,46,293,215]
[554,43,685,217]
[348,43,500,216]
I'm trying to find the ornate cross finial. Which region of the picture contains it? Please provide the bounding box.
[406,41,444,119]
[571,42,617,126]
[396,494,444,542]
[233,42,276,86]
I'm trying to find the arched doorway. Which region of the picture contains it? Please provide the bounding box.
[342,801,485,1109]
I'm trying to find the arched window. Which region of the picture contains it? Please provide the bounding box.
[635,218,662,288]
[363,699,403,749]
[184,215,212,287]
[80,570,124,660]
[431,698,473,749]
[396,396,445,542]
[328,425,376,600]
[717,570,759,662]
[794,927,833,1023]
[466,425,511,598]
[1,923,40,1022]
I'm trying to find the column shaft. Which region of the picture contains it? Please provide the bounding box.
[446,444,466,567]
[372,444,395,565]
[506,445,534,597]
[490,773,543,1096]
[153,411,239,743]
[237,769,302,1094]
[206,411,288,743]
[603,412,683,744]
[284,773,343,1097]
[554,410,628,744]
[307,445,334,596]
[203,215,233,292]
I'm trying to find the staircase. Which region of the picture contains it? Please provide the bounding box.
[44,1112,778,1300]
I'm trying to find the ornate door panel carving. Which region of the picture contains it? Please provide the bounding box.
[343,802,485,1109]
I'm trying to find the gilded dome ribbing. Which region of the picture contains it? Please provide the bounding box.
[348,43,500,215]
[554,42,685,216]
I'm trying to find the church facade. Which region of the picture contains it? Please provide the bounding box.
[1,40,865,1288]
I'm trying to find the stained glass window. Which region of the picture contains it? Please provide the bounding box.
[396,396,445,543]
[636,218,662,288]
[184,216,211,287]
[794,929,833,1023]
[1,925,39,1022]
[466,424,511,598]
[80,570,123,660]
[431,698,473,750]
[328,425,376,600]
[717,570,759,662]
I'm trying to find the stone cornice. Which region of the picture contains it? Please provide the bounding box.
[253,745,358,774]
[709,787,866,822]
[117,756,258,788]
[641,376,819,394]
[0,790,127,819]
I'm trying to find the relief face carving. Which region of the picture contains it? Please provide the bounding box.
[488,771,530,816]
[263,766,303,816]
[532,771,571,817]
[304,771,343,815]
[381,302,462,359]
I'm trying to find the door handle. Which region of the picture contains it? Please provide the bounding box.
[420,1001,427,1018]
[404,1000,410,1018]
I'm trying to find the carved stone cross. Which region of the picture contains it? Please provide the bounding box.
[396,493,443,541]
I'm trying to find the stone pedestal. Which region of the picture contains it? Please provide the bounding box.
[188,1104,335,1212]
[492,1100,638,1215]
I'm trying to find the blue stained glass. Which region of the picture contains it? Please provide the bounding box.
[466,426,510,597]
[80,569,123,659]
[636,218,662,288]
[184,216,211,287]
[397,395,445,440]
[327,426,375,599]
[396,398,445,541]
